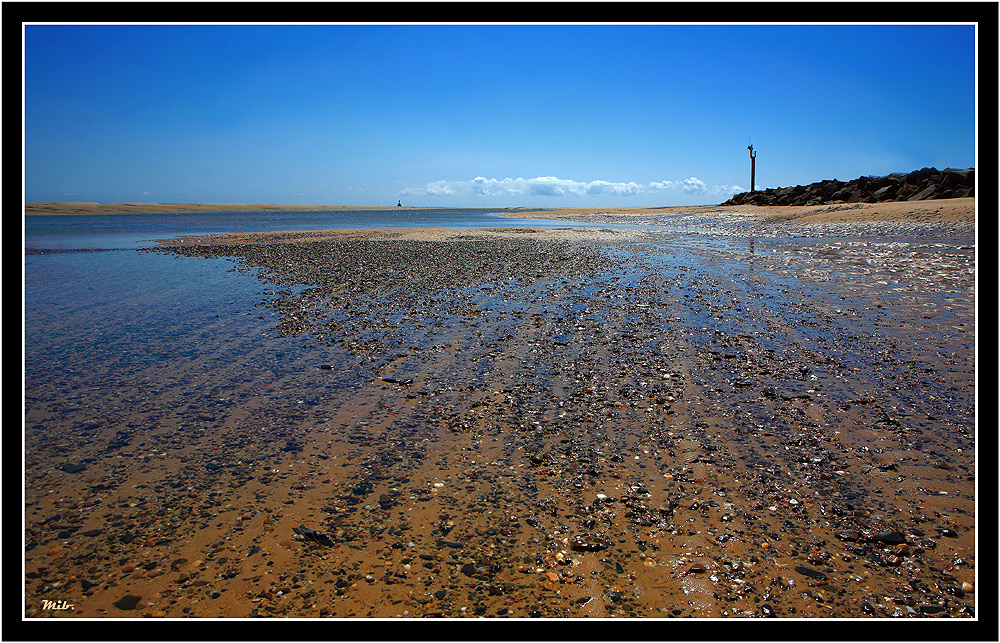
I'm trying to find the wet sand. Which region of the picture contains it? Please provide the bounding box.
[23,201,977,621]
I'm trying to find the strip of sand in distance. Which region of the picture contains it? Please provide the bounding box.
[507,197,976,225]
[25,198,975,225]
[23,202,406,216]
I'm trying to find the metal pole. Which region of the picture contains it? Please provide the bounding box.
[748,144,756,193]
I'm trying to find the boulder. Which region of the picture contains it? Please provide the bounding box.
[873,184,897,200]
[722,167,974,206]
[908,184,939,201]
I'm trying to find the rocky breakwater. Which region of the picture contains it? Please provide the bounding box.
[722,167,974,207]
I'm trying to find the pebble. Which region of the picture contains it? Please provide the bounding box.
[112,594,141,611]
[570,535,610,552]
[293,525,335,547]
[794,566,828,581]
[874,531,907,545]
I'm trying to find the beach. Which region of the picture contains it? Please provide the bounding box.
[24,197,976,224]
[505,196,976,227]
[23,199,976,620]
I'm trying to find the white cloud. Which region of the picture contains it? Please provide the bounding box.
[421,180,458,196]
[402,175,745,200]
[586,180,643,196]
[682,177,708,194]
[660,177,745,196]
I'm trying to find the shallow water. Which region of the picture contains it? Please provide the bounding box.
[22,209,977,619]
[23,208,660,251]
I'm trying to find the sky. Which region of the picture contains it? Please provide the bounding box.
[23,23,977,208]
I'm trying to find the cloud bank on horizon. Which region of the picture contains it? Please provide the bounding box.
[402,175,745,201]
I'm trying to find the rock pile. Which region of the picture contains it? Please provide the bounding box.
[722,167,974,207]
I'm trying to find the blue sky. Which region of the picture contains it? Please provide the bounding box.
[24,23,977,207]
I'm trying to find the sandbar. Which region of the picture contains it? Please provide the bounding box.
[24,197,975,226]
[507,197,976,225]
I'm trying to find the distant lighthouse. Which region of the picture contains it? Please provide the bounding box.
[747,142,757,193]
